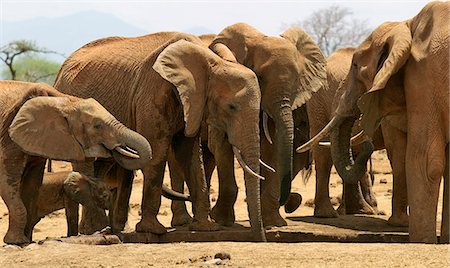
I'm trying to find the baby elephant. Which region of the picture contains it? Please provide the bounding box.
[31,171,112,238]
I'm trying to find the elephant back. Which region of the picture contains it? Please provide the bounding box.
[54,32,180,126]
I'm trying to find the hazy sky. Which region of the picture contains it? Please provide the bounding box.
[1,0,436,35]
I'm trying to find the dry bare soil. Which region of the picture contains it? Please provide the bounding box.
[0,150,448,267]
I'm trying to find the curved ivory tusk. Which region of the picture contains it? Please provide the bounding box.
[296,115,343,153]
[349,130,369,146]
[232,146,265,180]
[318,141,331,146]
[115,146,140,159]
[262,112,273,145]
[318,130,367,147]
[259,159,276,173]
[161,184,191,202]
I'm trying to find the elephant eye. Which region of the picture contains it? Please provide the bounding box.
[227,103,237,113]
[93,123,103,130]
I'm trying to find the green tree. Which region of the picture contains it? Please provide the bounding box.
[0,40,63,82]
[1,55,61,84]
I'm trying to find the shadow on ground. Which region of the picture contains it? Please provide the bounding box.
[286,215,408,233]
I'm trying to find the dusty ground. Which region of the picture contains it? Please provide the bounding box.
[0,150,448,267]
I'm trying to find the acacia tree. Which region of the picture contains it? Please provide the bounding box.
[0,40,63,81]
[0,55,61,84]
[293,5,371,56]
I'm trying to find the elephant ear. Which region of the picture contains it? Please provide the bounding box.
[357,22,412,136]
[153,39,210,137]
[9,96,85,161]
[210,23,252,64]
[281,27,327,110]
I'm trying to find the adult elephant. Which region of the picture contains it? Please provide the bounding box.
[307,47,409,225]
[0,81,151,245]
[206,23,327,227]
[54,32,267,241]
[298,2,449,243]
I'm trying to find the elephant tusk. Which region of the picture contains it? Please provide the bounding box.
[260,159,276,173]
[232,146,265,180]
[296,115,344,153]
[318,130,367,147]
[263,112,273,145]
[115,146,140,159]
[161,184,191,202]
[318,141,331,147]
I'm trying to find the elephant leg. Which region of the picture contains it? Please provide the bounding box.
[185,135,218,231]
[168,140,193,227]
[135,140,169,235]
[260,131,286,227]
[202,144,216,195]
[407,136,445,243]
[21,156,46,240]
[0,153,30,244]
[440,145,449,244]
[383,123,408,227]
[208,128,237,227]
[261,171,286,227]
[112,166,134,232]
[313,147,338,218]
[64,197,79,237]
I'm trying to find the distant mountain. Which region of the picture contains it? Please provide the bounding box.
[2,11,148,62]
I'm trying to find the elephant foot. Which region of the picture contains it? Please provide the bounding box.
[189,220,220,231]
[284,192,302,214]
[439,234,449,244]
[135,218,167,234]
[387,214,409,227]
[314,202,339,218]
[263,210,287,228]
[345,202,376,215]
[211,204,235,227]
[171,211,193,227]
[337,203,346,215]
[3,231,30,245]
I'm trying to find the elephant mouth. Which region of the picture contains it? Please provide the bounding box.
[113,145,140,159]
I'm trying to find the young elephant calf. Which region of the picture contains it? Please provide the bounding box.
[31,171,111,237]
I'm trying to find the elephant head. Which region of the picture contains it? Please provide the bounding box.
[297,21,411,184]
[210,23,327,204]
[63,172,112,210]
[8,93,152,170]
[152,37,265,240]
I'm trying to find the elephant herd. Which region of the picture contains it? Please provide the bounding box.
[0,1,447,245]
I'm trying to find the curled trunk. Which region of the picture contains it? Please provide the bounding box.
[330,116,374,184]
[112,127,152,171]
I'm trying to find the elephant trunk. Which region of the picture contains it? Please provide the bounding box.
[272,102,294,205]
[330,115,374,184]
[234,141,266,242]
[111,124,152,171]
[229,113,266,241]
